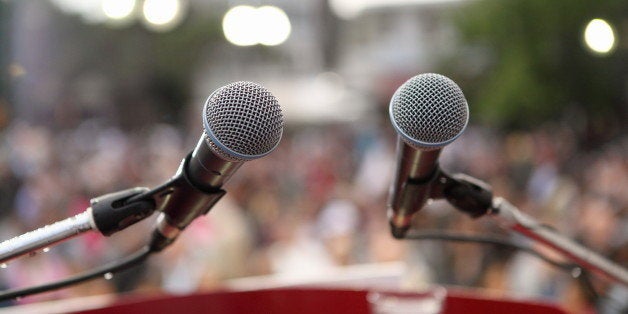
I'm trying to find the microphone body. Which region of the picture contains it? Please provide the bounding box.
[387,73,469,238]
[388,140,440,231]
[187,135,243,190]
[155,136,242,232]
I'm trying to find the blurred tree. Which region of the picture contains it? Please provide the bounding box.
[445,0,627,140]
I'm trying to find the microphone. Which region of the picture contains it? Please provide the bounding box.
[0,82,283,261]
[150,81,284,250]
[387,73,469,238]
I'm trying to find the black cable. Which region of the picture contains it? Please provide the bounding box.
[403,229,600,300]
[405,230,569,269]
[0,246,153,302]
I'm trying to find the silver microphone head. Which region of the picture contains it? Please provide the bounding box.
[203,81,284,162]
[389,73,469,150]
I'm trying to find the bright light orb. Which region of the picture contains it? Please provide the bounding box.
[223,5,291,47]
[143,0,180,26]
[223,6,259,46]
[102,0,136,20]
[257,6,291,46]
[584,19,616,55]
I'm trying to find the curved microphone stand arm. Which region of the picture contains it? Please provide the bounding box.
[435,171,628,286]
[488,197,628,286]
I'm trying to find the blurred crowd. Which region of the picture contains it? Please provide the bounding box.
[0,102,626,313]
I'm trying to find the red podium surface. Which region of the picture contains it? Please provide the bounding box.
[65,287,566,314]
[0,263,568,313]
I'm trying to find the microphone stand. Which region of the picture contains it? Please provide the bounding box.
[0,187,155,264]
[0,211,94,264]
[0,153,228,301]
[0,152,228,264]
[415,170,628,286]
[488,197,628,286]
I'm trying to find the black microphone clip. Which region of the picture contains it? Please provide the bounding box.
[91,187,155,236]
[145,153,227,252]
[391,169,493,239]
[436,172,493,218]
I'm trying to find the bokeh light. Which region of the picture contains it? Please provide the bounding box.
[142,0,183,31]
[222,5,291,47]
[102,0,136,20]
[257,6,291,46]
[222,5,259,46]
[583,18,616,55]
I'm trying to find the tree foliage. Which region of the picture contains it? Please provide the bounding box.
[447,0,627,132]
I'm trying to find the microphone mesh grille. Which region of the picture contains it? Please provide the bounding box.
[390,73,468,149]
[204,81,283,161]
